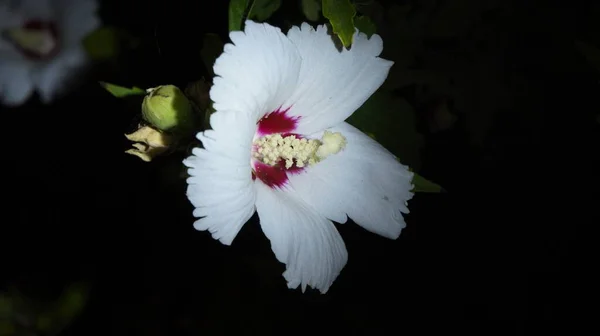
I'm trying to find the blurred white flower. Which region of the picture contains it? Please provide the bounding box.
[0,0,100,106]
[184,21,414,293]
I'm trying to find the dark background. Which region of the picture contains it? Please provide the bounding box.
[1,0,594,334]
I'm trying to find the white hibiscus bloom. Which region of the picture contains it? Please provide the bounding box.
[0,0,99,106]
[184,21,414,293]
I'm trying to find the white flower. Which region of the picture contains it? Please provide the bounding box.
[0,0,100,106]
[184,21,414,293]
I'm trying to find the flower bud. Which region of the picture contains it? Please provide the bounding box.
[141,85,195,134]
[125,125,174,162]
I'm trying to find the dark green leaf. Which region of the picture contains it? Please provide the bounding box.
[354,15,376,38]
[99,82,146,98]
[301,0,321,21]
[0,295,11,317]
[346,91,423,170]
[82,27,138,61]
[36,283,90,334]
[248,0,281,21]
[185,79,211,113]
[100,82,146,98]
[201,34,224,77]
[0,321,15,336]
[411,172,444,193]
[322,0,356,48]
[229,0,250,32]
[83,27,120,61]
[54,283,89,320]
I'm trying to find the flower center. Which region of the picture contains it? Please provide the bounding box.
[251,131,347,188]
[253,134,320,169]
[2,20,59,60]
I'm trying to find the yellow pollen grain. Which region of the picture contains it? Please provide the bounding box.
[253,131,347,168]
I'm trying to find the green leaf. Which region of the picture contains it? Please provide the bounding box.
[0,321,16,336]
[248,0,281,21]
[322,0,356,48]
[575,40,600,74]
[346,91,423,170]
[347,90,443,192]
[0,295,12,317]
[229,0,250,32]
[301,0,321,21]
[36,283,90,334]
[354,15,376,38]
[99,82,146,98]
[54,283,89,320]
[185,79,211,112]
[83,27,119,60]
[201,34,224,77]
[411,172,444,193]
[82,27,139,61]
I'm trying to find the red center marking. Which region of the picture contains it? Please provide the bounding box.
[256,107,299,136]
[252,158,305,189]
[253,161,288,188]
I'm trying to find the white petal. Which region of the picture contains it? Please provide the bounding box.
[34,46,87,103]
[0,3,25,61]
[255,181,348,293]
[55,0,100,45]
[9,0,53,19]
[0,62,33,106]
[183,111,258,245]
[33,57,66,103]
[282,23,393,134]
[0,45,23,62]
[210,20,302,121]
[288,122,414,239]
[0,3,22,30]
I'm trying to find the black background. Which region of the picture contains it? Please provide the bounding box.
[1,0,594,334]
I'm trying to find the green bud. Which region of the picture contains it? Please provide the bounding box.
[141,85,195,133]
